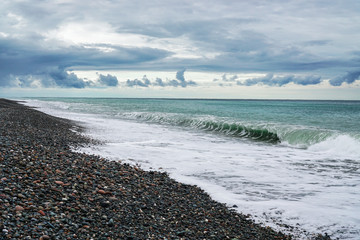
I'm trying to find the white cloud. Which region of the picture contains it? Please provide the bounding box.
[45,21,214,60]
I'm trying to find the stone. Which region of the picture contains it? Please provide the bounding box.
[38,210,46,216]
[15,205,24,211]
[40,235,50,240]
[55,181,64,185]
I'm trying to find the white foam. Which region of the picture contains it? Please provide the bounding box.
[308,134,360,159]
[23,99,360,239]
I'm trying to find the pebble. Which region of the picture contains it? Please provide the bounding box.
[97,189,106,194]
[100,201,111,208]
[38,210,46,216]
[55,181,64,185]
[108,219,114,227]
[15,205,24,211]
[40,235,50,240]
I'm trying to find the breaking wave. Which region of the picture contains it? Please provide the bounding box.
[117,111,360,151]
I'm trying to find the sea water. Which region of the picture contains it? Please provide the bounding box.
[22,98,360,239]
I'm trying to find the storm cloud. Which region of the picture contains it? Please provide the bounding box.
[49,68,89,88]
[329,71,360,86]
[98,74,119,87]
[1,0,360,92]
[0,36,170,88]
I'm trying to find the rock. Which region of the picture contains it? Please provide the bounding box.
[55,180,64,185]
[38,210,46,216]
[108,219,114,227]
[17,193,25,198]
[97,189,106,194]
[15,205,24,211]
[100,201,111,208]
[40,235,50,240]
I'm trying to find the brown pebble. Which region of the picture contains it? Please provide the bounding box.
[15,205,24,211]
[55,180,64,185]
[38,210,46,216]
[40,235,50,240]
[97,189,106,194]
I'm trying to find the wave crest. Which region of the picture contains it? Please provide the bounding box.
[120,112,281,143]
[118,111,360,151]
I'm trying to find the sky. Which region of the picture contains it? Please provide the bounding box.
[1,0,360,99]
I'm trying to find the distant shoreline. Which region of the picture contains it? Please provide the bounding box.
[14,96,360,102]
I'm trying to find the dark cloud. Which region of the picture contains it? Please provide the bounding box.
[49,67,89,88]
[0,67,90,89]
[0,36,171,88]
[98,74,119,87]
[329,71,360,86]
[237,74,322,86]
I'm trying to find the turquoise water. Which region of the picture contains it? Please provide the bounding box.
[35,98,360,147]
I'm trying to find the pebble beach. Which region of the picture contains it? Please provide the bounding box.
[0,99,331,240]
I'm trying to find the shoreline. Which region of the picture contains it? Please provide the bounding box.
[0,99,330,239]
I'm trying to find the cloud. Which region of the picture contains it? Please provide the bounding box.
[1,0,360,93]
[329,71,360,86]
[0,35,171,88]
[154,77,165,87]
[213,74,238,86]
[170,69,197,87]
[2,67,119,89]
[126,75,151,87]
[98,73,118,87]
[213,74,239,82]
[237,73,322,86]
[48,68,90,88]
[222,74,239,82]
[125,69,197,88]
[0,67,90,89]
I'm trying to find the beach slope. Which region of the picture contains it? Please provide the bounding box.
[0,99,329,239]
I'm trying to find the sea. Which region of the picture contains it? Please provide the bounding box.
[21,98,360,239]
